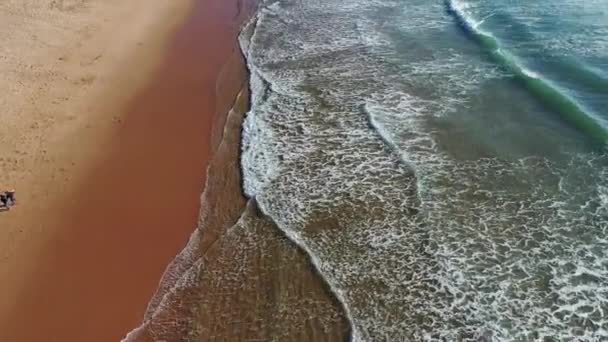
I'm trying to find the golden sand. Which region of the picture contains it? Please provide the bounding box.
[0,0,200,340]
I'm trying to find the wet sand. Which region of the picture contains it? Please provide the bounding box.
[0,0,253,341]
[0,0,190,274]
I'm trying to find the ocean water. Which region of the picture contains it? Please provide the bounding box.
[240,0,608,340]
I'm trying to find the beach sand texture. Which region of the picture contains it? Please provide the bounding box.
[0,0,225,340]
[1,0,349,340]
[0,0,186,253]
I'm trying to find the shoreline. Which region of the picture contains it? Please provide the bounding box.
[0,0,192,287]
[124,4,257,340]
[125,5,352,341]
[0,0,253,341]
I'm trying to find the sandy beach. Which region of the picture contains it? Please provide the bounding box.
[0,0,351,340]
[0,0,251,340]
[2,0,597,340]
[0,0,187,263]
[125,69,350,342]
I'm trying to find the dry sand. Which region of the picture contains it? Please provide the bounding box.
[0,0,224,340]
[0,0,350,341]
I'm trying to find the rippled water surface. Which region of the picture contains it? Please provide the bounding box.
[240,0,608,340]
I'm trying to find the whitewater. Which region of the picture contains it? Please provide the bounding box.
[240,0,608,340]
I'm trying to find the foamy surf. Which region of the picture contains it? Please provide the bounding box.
[240,0,608,340]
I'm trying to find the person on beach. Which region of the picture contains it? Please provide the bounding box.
[0,192,8,209]
[5,190,15,206]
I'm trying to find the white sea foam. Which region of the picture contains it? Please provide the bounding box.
[521,67,541,79]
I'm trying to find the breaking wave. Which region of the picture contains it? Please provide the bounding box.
[446,0,608,143]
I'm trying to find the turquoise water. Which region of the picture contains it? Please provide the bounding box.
[240,0,608,340]
[446,0,608,144]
